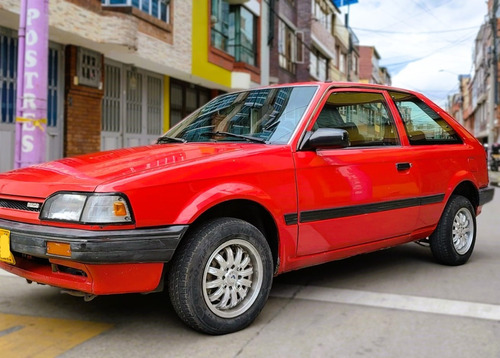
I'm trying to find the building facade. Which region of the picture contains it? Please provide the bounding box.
[451,0,499,147]
[268,0,357,84]
[0,0,269,172]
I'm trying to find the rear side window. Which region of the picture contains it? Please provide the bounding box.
[390,91,462,145]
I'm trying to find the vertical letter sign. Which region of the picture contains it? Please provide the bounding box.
[15,0,49,168]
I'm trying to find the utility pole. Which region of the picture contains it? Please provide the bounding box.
[488,0,498,157]
[14,0,49,168]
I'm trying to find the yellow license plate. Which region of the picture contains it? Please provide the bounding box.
[0,228,16,265]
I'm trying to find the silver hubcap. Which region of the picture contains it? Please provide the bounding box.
[452,207,474,255]
[202,239,263,318]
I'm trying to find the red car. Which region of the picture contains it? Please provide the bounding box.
[0,82,494,334]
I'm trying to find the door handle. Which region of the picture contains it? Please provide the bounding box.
[396,162,412,171]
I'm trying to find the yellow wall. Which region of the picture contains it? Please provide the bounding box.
[192,1,231,87]
[163,75,170,131]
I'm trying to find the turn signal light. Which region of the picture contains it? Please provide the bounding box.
[113,201,127,216]
[47,242,71,257]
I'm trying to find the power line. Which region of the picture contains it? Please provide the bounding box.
[383,34,475,69]
[351,25,479,35]
[409,0,444,25]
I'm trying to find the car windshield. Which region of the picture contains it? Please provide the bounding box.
[161,86,318,144]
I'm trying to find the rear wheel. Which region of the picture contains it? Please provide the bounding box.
[167,217,273,335]
[430,195,476,266]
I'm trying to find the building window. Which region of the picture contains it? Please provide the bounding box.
[211,0,230,52]
[352,55,358,75]
[339,52,346,73]
[310,48,328,81]
[170,80,211,128]
[77,47,102,88]
[331,12,336,36]
[229,6,257,66]
[211,2,257,67]
[335,45,340,68]
[101,0,171,23]
[278,20,297,74]
[0,28,17,125]
[312,0,332,33]
[1,29,61,127]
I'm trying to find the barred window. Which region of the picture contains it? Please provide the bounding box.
[0,28,17,125]
[77,47,102,88]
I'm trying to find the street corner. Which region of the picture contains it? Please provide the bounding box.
[0,313,112,358]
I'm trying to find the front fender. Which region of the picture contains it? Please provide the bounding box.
[173,182,284,224]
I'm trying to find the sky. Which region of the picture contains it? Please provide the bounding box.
[342,0,488,106]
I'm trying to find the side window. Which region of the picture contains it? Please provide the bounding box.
[390,91,462,145]
[314,91,399,147]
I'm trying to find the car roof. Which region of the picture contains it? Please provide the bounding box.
[250,81,420,97]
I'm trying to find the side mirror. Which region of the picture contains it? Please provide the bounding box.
[305,128,349,150]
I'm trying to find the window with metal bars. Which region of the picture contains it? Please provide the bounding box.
[77,47,102,88]
[0,28,17,125]
[102,64,164,141]
[1,27,59,128]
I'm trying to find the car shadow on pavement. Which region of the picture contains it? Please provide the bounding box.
[273,242,434,287]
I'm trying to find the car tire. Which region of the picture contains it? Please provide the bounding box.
[167,217,273,335]
[430,195,476,266]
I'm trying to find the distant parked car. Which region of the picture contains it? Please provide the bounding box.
[0,82,494,334]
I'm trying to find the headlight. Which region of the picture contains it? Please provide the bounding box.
[41,192,133,224]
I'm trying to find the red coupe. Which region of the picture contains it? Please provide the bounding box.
[0,82,494,334]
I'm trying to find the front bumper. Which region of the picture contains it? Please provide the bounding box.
[0,218,188,264]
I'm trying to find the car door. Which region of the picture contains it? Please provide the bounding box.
[389,91,470,230]
[294,89,421,256]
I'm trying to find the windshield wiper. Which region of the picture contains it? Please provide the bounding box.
[203,131,266,143]
[157,136,187,144]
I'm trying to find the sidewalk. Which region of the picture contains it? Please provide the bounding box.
[490,170,500,186]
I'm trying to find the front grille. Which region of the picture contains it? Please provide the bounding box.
[0,198,42,212]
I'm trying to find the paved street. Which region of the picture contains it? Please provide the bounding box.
[0,188,499,358]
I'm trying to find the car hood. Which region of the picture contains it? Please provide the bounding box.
[0,144,248,199]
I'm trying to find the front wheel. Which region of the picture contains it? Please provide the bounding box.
[167,218,273,335]
[430,195,476,266]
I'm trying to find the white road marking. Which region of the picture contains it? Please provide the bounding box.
[270,284,500,321]
[2,271,499,321]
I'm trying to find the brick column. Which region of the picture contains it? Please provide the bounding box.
[64,45,104,157]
